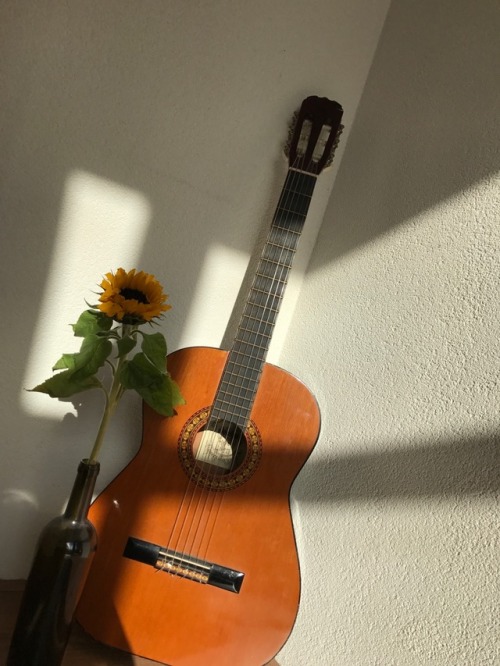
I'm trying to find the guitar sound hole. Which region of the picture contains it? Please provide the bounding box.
[178,408,262,490]
[192,421,247,476]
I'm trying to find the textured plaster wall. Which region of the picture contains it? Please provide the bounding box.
[0,0,390,580]
[279,0,500,664]
[1,0,498,664]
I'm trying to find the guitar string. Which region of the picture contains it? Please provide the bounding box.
[167,154,316,571]
[163,142,320,573]
[163,163,307,570]
[186,157,315,564]
[183,159,316,571]
[162,160,308,569]
[194,159,313,564]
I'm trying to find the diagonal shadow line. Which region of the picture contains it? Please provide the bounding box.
[317,0,500,267]
[293,434,500,503]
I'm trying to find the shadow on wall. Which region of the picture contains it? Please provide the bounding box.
[315,0,500,266]
[293,433,500,504]
[1,0,298,531]
[1,0,499,563]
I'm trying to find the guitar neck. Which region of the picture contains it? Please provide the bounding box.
[211,168,317,427]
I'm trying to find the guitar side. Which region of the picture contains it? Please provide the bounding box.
[76,346,320,666]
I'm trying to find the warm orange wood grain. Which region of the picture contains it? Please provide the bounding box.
[1,581,279,665]
[76,347,320,666]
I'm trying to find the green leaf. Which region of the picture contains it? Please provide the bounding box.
[32,334,112,399]
[71,335,113,379]
[53,353,78,371]
[141,332,167,371]
[31,371,102,398]
[139,374,179,417]
[116,335,137,358]
[72,310,113,337]
[119,353,184,417]
[168,377,185,409]
[119,352,162,391]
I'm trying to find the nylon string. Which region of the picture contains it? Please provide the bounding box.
[161,151,318,575]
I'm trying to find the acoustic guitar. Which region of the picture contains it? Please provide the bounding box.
[76,95,343,666]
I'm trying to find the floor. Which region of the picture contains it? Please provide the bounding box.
[1,580,279,665]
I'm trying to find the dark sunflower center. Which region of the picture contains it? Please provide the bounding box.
[120,288,149,304]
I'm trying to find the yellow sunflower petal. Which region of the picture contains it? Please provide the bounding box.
[97,268,170,324]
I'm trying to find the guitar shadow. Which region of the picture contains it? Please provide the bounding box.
[292,433,499,504]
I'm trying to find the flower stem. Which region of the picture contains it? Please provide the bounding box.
[88,348,126,464]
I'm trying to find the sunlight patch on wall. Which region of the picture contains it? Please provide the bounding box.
[176,241,308,365]
[176,243,248,350]
[21,170,151,419]
[2,488,39,512]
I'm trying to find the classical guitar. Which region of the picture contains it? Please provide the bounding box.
[76,96,343,666]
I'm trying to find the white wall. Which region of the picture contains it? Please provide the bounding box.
[2,1,498,664]
[279,0,500,664]
[0,0,389,576]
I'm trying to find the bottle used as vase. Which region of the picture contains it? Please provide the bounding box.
[7,459,100,666]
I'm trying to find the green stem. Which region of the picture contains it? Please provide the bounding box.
[88,397,113,464]
[88,335,127,463]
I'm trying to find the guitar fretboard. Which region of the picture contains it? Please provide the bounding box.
[210,169,317,428]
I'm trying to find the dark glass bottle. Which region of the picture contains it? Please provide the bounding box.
[7,459,100,666]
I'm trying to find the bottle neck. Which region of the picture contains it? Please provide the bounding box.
[64,459,100,521]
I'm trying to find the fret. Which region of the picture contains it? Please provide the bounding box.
[282,188,312,200]
[209,408,248,429]
[271,224,303,236]
[258,257,292,277]
[254,274,287,292]
[262,244,296,264]
[284,170,316,197]
[241,312,274,326]
[244,305,279,321]
[260,256,291,270]
[233,339,268,353]
[276,198,310,217]
[224,362,261,381]
[219,379,256,395]
[253,276,286,298]
[215,391,252,409]
[225,356,260,371]
[249,284,285,296]
[247,290,283,310]
[244,302,279,321]
[212,402,253,418]
[268,227,303,247]
[278,186,311,209]
[267,233,301,244]
[231,344,269,359]
[239,318,274,337]
[219,381,255,401]
[213,167,317,422]
[275,212,309,227]
[234,331,271,348]
[244,305,281,322]
[281,171,315,194]
[237,324,272,339]
[255,268,288,283]
[264,239,296,249]
[216,394,254,409]
[228,351,264,370]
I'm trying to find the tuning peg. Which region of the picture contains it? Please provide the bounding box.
[283,110,300,158]
[324,124,344,168]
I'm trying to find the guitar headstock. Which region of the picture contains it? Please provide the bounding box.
[285,96,344,175]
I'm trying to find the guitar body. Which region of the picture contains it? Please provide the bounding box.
[77,346,320,665]
[77,95,343,665]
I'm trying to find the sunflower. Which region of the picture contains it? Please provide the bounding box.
[98,268,171,324]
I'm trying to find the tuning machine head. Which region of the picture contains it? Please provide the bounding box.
[284,96,344,174]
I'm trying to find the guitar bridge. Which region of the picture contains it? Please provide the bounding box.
[123,536,244,594]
